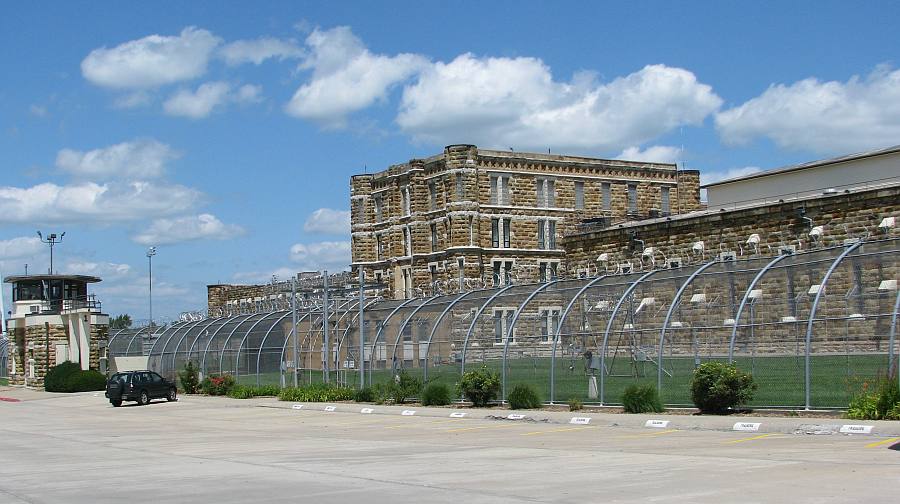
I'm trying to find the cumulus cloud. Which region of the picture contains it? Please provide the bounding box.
[81,27,222,89]
[163,81,263,118]
[55,139,178,179]
[616,145,681,164]
[285,26,428,127]
[290,241,351,271]
[113,91,152,109]
[232,267,298,284]
[700,166,763,186]
[398,58,722,152]
[0,236,44,260]
[132,213,244,245]
[0,181,202,224]
[303,208,350,235]
[219,37,304,66]
[715,66,900,154]
[63,261,131,278]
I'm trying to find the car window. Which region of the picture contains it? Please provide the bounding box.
[151,373,163,383]
[139,372,150,383]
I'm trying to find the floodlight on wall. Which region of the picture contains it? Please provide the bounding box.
[848,313,865,321]
[641,247,657,268]
[809,225,824,243]
[781,316,797,323]
[690,293,707,304]
[879,216,896,232]
[691,240,705,259]
[748,289,763,300]
[635,297,656,314]
[808,284,822,295]
[746,233,761,255]
[723,318,736,326]
[878,279,897,292]
[669,321,688,328]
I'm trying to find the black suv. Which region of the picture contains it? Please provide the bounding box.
[106,370,177,407]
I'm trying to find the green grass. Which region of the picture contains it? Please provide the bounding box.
[225,353,891,409]
[0,377,8,386]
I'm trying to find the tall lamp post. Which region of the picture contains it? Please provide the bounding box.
[36,231,65,274]
[147,247,157,329]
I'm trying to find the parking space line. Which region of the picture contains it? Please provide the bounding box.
[724,433,782,444]
[618,429,680,439]
[521,426,594,436]
[865,437,900,449]
[444,423,516,433]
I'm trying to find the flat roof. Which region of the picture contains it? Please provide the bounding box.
[3,274,102,284]
[701,144,900,188]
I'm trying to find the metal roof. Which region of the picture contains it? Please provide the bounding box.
[3,274,102,284]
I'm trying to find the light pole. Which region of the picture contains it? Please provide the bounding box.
[147,247,157,329]
[36,231,65,274]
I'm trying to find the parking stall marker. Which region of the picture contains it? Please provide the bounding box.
[401,410,416,416]
[449,412,467,418]
[569,417,591,425]
[324,405,337,412]
[645,419,670,428]
[292,404,304,410]
[732,422,761,432]
[360,408,374,414]
[840,424,873,435]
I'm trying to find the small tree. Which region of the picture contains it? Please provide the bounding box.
[178,362,200,394]
[690,362,756,414]
[457,365,501,407]
[109,314,133,329]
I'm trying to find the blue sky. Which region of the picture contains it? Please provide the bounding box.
[1,1,898,322]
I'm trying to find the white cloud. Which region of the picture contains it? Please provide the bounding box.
[303,208,350,235]
[700,166,763,186]
[219,37,304,66]
[163,81,263,118]
[63,261,131,278]
[132,213,244,245]
[0,181,202,224]
[113,91,152,109]
[232,267,298,284]
[398,58,722,153]
[616,145,681,164]
[285,26,428,127]
[81,27,221,89]
[55,139,178,179]
[0,236,43,261]
[715,66,900,154]
[289,241,351,271]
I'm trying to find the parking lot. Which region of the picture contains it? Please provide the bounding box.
[1,390,898,503]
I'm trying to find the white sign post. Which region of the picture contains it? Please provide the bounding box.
[840,424,873,435]
[645,419,670,428]
[570,417,591,425]
[732,422,761,432]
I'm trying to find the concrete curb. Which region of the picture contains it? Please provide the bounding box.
[256,400,900,437]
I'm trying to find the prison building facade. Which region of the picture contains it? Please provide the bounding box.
[350,144,701,299]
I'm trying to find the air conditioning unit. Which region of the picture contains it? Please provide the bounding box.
[778,245,797,255]
[668,257,683,269]
[718,251,737,262]
[30,305,41,314]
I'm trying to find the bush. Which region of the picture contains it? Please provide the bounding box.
[458,365,501,407]
[178,362,200,394]
[44,361,105,392]
[568,397,583,412]
[508,384,541,409]
[227,384,281,399]
[354,387,375,402]
[421,382,452,406]
[848,378,900,420]
[200,374,236,396]
[277,383,355,402]
[44,361,81,392]
[391,370,422,404]
[622,384,664,413]
[690,362,756,414]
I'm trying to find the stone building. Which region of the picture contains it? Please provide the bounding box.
[3,274,109,386]
[350,144,701,299]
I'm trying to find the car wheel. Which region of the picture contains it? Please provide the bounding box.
[110,399,122,407]
[167,387,177,402]
[138,390,150,406]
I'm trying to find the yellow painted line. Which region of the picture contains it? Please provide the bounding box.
[444,423,516,433]
[724,433,782,444]
[618,429,680,439]
[865,437,900,449]
[521,426,594,436]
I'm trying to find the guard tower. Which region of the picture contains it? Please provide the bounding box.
[3,274,109,386]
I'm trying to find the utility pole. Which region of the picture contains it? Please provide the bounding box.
[358,268,365,388]
[322,270,330,383]
[36,231,65,274]
[291,277,298,388]
[147,247,157,329]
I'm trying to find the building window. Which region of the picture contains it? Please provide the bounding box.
[503,218,511,248]
[539,308,561,343]
[539,261,558,282]
[491,218,499,248]
[536,178,556,208]
[456,173,464,199]
[401,186,411,216]
[468,216,474,246]
[493,308,517,344]
[429,263,439,287]
[430,223,438,252]
[627,184,638,214]
[574,181,584,210]
[402,267,412,298]
[492,260,514,286]
[428,182,437,211]
[374,195,383,222]
[376,234,384,261]
[490,218,512,248]
[403,226,412,256]
[602,183,611,211]
[537,219,546,249]
[661,186,670,215]
[490,175,510,205]
[549,220,556,249]
[356,199,366,224]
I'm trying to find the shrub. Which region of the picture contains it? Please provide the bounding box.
[508,384,541,409]
[66,370,107,392]
[178,362,200,394]
[44,361,81,392]
[200,373,236,396]
[421,382,452,406]
[391,370,422,404]
[277,383,355,402]
[354,387,375,402]
[227,384,281,399]
[622,384,664,413]
[848,378,900,420]
[690,362,756,414]
[458,365,501,407]
[568,397,583,412]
